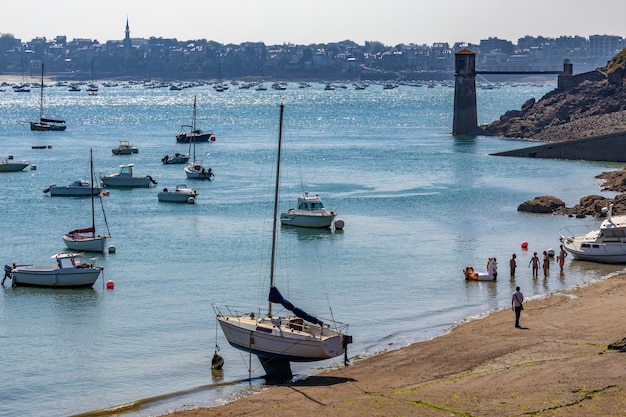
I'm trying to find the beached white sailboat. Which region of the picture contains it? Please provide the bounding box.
[62,149,111,252]
[213,104,352,381]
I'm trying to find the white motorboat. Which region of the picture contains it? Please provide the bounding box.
[158,184,198,203]
[161,152,189,164]
[44,180,102,197]
[63,149,111,252]
[0,156,30,172]
[100,164,157,188]
[560,204,626,263]
[112,140,138,155]
[2,252,103,288]
[214,104,352,381]
[280,192,343,229]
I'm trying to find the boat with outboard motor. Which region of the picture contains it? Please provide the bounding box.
[2,252,103,288]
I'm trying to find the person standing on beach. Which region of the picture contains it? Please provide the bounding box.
[529,252,540,277]
[509,254,517,277]
[542,250,550,278]
[557,245,567,271]
[512,286,524,328]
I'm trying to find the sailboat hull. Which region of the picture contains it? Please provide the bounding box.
[63,235,108,253]
[217,315,346,362]
[30,122,67,131]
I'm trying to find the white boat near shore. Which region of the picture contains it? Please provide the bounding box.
[560,204,626,263]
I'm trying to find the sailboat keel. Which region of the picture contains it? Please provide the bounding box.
[259,357,293,382]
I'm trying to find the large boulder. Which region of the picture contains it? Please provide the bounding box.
[518,196,565,213]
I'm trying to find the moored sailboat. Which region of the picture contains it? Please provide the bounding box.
[30,63,66,131]
[176,96,215,143]
[63,149,111,252]
[213,104,352,381]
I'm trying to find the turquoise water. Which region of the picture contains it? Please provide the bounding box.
[1,81,624,417]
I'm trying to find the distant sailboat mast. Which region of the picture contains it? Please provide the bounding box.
[39,63,45,121]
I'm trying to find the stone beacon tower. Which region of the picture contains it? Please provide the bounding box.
[452,49,478,135]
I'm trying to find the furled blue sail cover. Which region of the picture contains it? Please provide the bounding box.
[268,286,324,325]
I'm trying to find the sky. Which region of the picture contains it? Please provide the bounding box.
[1,0,624,46]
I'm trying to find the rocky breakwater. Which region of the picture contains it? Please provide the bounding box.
[481,49,626,144]
[482,49,626,217]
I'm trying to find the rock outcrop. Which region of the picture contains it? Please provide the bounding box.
[517,196,565,213]
[481,49,626,143]
[517,168,626,217]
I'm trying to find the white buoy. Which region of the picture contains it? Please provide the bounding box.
[108,245,116,254]
[187,197,195,204]
[334,218,345,230]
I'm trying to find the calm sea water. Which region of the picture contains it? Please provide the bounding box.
[1,80,624,417]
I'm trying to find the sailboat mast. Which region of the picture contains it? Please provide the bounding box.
[39,64,44,121]
[268,103,284,316]
[90,148,96,236]
[192,96,197,131]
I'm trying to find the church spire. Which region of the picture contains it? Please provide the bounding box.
[124,17,131,49]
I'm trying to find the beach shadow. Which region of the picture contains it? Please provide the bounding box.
[291,375,356,387]
[517,326,529,330]
[286,376,357,405]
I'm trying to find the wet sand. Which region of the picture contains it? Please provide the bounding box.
[166,274,626,417]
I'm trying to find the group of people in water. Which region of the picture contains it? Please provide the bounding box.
[465,245,568,281]
[524,245,567,278]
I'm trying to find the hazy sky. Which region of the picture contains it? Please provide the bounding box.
[1,0,624,46]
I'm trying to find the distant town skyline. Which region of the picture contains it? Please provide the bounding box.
[1,0,625,47]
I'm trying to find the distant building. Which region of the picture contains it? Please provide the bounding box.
[589,35,622,58]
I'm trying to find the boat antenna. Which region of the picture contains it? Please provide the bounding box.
[268,103,284,316]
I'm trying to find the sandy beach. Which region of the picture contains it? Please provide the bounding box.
[167,274,626,417]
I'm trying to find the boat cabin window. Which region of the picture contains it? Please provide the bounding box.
[299,201,324,210]
[603,229,625,239]
[120,166,132,175]
[57,256,78,268]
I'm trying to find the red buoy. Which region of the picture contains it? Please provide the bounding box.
[210,135,216,141]
[102,191,109,197]
[521,241,529,249]
[106,280,115,289]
